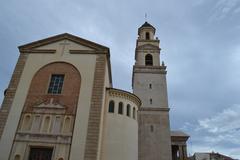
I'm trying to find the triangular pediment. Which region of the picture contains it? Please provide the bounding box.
[33,98,66,109]
[136,44,160,50]
[18,33,109,52]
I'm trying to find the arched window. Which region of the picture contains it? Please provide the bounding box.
[52,116,61,134]
[108,100,115,113]
[118,102,123,114]
[42,116,51,133]
[63,117,71,133]
[32,115,41,132]
[14,154,20,160]
[150,98,153,104]
[22,114,32,131]
[133,107,136,119]
[146,32,150,40]
[149,83,152,89]
[145,54,153,66]
[150,125,154,132]
[127,104,131,117]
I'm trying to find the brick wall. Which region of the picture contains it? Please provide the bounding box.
[23,62,81,115]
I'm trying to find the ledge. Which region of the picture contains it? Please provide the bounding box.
[106,88,141,107]
[139,107,170,112]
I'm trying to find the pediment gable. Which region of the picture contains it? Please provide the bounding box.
[136,44,160,50]
[33,98,66,109]
[18,33,109,53]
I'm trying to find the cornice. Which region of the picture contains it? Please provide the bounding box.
[19,49,56,54]
[69,49,109,56]
[133,65,167,74]
[139,107,170,112]
[18,33,109,52]
[106,88,141,107]
[136,44,160,51]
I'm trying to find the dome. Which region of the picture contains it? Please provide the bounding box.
[138,21,156,35]
[140,21,155,29]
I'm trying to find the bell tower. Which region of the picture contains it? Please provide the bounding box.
[133,22,172,160]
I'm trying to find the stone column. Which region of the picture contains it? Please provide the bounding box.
[172,146,178,160]
[183,145,187,160]
[179,145,184,160]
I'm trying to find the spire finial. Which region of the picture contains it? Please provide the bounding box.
[145,13,147,21]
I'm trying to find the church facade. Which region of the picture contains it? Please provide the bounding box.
[0,22,189,160]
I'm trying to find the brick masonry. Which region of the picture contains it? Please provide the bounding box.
[0,53,28,139]
[84,55,106,160]
[22,62,81,115]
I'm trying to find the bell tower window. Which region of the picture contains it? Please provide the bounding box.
[146,32,150,40]
[145,54,153,66]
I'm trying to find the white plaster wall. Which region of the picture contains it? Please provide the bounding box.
[102,95,138,160]
[0,39,97,160]
[133,73,168,108]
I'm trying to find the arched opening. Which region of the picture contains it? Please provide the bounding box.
[32,115,41,132]
[26,62,81,115]
[145,54,153,66]
[133,107,136,119]
[14,154,20,160]
[150,125,154,132]
[22,114,32,131]
[4,88,8,96]
[146,32,150,40]
[52,116,61,134]
[108,100,115,113]
[63,117,71,133]
[127,104,131,117]
[118,102,123,114]
[150,98,153,104]
[42,116,51,133]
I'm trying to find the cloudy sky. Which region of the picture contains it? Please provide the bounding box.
[1,0,240,158]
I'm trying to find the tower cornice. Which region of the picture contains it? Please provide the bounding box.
[133,65,167,74]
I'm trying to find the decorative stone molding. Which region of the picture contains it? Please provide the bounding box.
[15,132,72,144]
[139,107,170,112]
[136,44,160,51]
[19,49,56,53]
[133,65,167,74]
[18,33,109,53]
[69,50,109,55]
[107,88,141,107]
[34,98,66,109]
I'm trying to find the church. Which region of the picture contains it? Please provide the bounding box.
[0,22,189,160]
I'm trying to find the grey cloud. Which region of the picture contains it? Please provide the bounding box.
[0,0,240,158]
[182,105,240,158]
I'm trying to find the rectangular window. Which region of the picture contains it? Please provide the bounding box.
[48,74,64,94]
[28,147,53,160]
